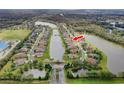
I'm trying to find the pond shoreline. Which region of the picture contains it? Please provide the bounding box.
[85,33,124,48]
[84,34,124,75]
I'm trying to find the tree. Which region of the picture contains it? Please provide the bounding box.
[45,64,52,71]
[24,64,29,71]
[44,72,49,80]
[29,63,33,69]
[99,71,115,80]
[4,69,13,79]
[20,68,24,74]
[67,71,74,79]
[13,74,22,81]
[38,76,42,80]
[86,71,99,78]
[11,63,16,70]
[38,62,43,70]
[118,72,124,78]
[76,74,79,78]
[64,63,71,69]
[33,60,38,69]
[25,74,33,80]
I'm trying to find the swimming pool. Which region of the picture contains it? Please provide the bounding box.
[0,41,8,51]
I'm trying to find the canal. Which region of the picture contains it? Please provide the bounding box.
[49,24,65,84]
[50,28,65,62]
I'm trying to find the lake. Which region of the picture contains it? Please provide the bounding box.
[84,34,124,75]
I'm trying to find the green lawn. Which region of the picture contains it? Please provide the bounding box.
[0,61,22,77]
[0,29,31,40]
[0,80,49,84]
[66,78,124,84]
[0,62,12,76]
[98,50,108,72]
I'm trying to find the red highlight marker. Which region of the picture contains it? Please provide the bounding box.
[72,35,85,41]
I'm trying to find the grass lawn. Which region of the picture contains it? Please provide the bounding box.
[0,61,22,76]
[98,50,108,72]
[0,80,49,84]
[0,62,12,76]
[0,29,31,40]
[66,78,124,84]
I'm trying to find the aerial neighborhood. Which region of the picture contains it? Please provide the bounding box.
[0,9,124,84]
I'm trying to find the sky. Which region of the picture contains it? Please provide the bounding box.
[0,0,124,9]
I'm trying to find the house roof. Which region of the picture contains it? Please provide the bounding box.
[12,53,27,60]
[14,58,26,65]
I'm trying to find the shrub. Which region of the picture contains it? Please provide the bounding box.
[45,64,52,71]
[118,72,124,78]
[67,71,74,79]
[24,64,29,71]
[38,63,43,70]
[99,71,115,80]
[44,72,49,80]
[64,63,72,69]
[38,76,42,80]
[86,71,99,78]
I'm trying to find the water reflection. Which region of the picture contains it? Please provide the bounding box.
[50,29,65,62]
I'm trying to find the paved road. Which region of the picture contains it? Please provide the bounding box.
[28,27,45,62]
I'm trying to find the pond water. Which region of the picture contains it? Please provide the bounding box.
[49,23,65,83]
[23,69,46,78]
[84,34,124,75]
[50,29,65,62]
[0,41,8,51]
